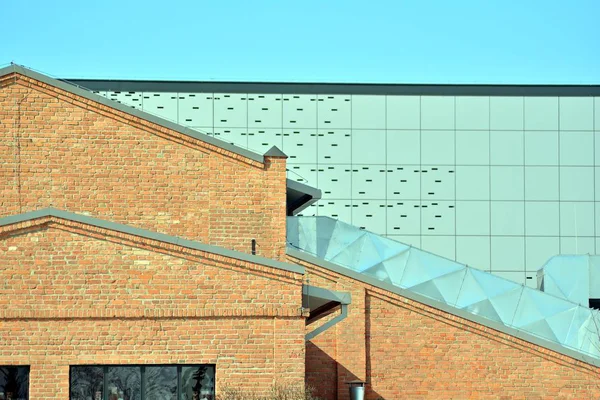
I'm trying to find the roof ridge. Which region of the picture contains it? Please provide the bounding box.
[0,64,267,165]
[0,208,303,275]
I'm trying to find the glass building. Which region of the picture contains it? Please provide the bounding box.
[69,78,600,286]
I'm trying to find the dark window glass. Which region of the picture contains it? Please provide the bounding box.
[181,366,215,400]
[70,366,103,400]
[107,367,141,400]
[590,299,600,309]
[145,367,176,400]
[70,366,214,400]
[0,366,29,400]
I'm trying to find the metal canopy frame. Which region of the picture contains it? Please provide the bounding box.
[287,216,600,366]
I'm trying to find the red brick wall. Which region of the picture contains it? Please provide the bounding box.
[0,72,287,260]
[0,220,305,398]
[290,255,600,400]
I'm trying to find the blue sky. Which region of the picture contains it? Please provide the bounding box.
[1,0,599,83]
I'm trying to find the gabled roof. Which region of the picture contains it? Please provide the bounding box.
[287,216,600,367]
[0,64,268,164]
[0,208,304,275]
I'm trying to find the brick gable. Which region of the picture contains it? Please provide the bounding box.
[0,71,287,260]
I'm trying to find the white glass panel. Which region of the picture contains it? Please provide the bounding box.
[490,97,524,130]
[422,130,454,165]
[455,97,489,130]
[559,97,594,131]
[386,96,420,129]
[421,96,455,129]
[490,131,524,165]
[491,201,525,235]
[524,131,558,166]
[525,202,560,236]
[351,95,386,129]
[491,167,524,200]
[491,236,525,271]
[456,130,490,165]
[524,97,559,130]
[456,236,491,271]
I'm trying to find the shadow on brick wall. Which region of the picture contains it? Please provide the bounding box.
[306,341,385,400]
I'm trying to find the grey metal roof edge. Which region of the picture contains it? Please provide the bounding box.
[286,247,600,367]
[303,285,351,305]
[286,179,322,216]
[0,207,304,275]
[0,64,265,164]
[65,77,600,96]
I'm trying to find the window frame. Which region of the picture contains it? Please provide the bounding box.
[69,364,215,400]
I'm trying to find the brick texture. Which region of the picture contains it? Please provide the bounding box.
[0,220,305,398]
[0,72,287,261]
[290,255,600,400]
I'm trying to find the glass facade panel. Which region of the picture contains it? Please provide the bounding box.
[421,96,454,129]
[352,130,385,164]
[351,95,386,129]
[525,237,559,271]
[490,97,524,130]
[560,167,594,201]
[421,130,455,165]
[524,97,559,130]
[455,97,489,130]
[456,201,490,235]
[559,97,594,131]
[491,201,525,236]
[455,166,489,200]
[386,130,420,165]
[525,202,560,236]
[456,236,490,271]
[524,167,559,201]
[491,236,525,271]
[386,96,420,129]
[0,366,29,400]
[524,131,558,166]
[490,167,524,200]
[98,89,600,287]
[559,131,594,166]
[490,131,524,165]
[455,130,489,165]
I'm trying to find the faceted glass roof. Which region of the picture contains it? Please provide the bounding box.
[287,216,600,361]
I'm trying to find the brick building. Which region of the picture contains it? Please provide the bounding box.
[1,64,600,399]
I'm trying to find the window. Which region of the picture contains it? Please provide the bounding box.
[70,365,214,400]
[0,366,29,400]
